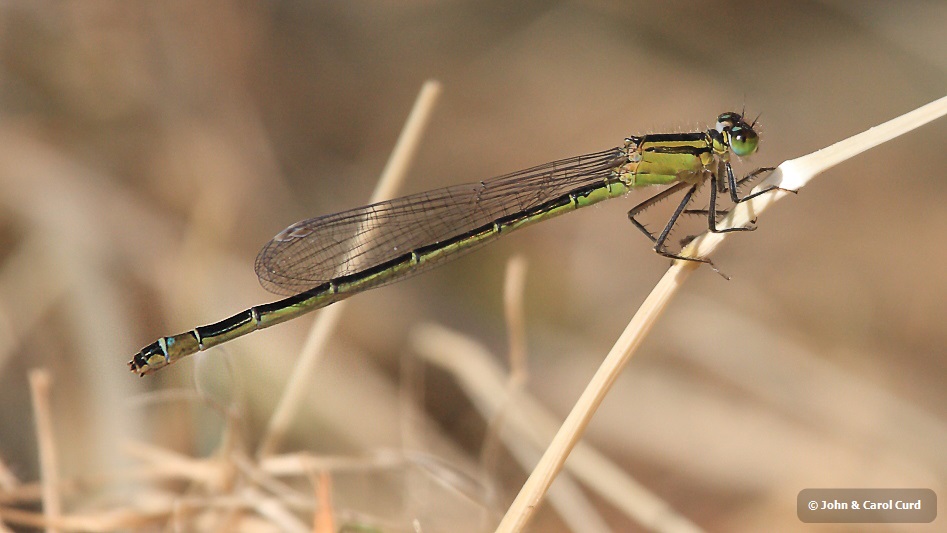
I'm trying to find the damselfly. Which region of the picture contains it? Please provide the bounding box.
[129,112,779,375]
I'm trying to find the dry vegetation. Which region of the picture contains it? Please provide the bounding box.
[0,3,945,532]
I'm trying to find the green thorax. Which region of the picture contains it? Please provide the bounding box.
[619,131,718,187]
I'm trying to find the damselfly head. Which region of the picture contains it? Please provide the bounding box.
[715,111,759,157]
[715,111,744,133]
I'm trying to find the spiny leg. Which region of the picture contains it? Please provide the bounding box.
[726,164,796,203]
[682,167,775,217]
[628,181,726,273]
[647,184,716,265]
[627,181,691,244]
[705,165,798,233]
[708,172,757,234]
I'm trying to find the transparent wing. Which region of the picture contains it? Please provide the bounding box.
[255,147,624,295]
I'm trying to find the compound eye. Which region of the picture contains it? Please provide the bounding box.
[729,125,759,157]
[716,112,742,133]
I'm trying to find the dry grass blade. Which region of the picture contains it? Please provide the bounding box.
[28,369,61,533]
[496,95,947,532]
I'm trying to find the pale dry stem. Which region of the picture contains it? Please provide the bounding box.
[479,256,529,484]
[28,369,61,533]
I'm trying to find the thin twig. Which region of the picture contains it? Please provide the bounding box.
[480,256,529,477]
[28,369,61,533]
[496,95,947,532]
[255,80,442,457]
[502,256,529,377]
[120,440,228,488]
[312,471,335,533]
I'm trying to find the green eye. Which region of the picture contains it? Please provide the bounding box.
[729,126,758,157]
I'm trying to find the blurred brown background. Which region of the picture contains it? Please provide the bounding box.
[0,1,945,531]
